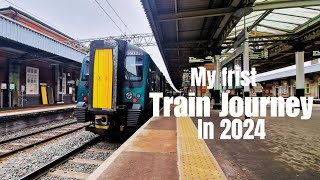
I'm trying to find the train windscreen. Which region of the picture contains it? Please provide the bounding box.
[124,56,143,81]
[81,60,89,81]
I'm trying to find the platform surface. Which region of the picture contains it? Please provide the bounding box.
[0,104,75,117]
[88,111,226,180]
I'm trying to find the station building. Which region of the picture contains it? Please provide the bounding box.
[256,60,320,98]
[0,7,86,108]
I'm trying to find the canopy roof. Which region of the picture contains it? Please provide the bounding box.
[228,6,320,37]
[142,0,320,89]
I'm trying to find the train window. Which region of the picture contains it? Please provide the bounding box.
[125,56,143,81]
[81,61,89,81]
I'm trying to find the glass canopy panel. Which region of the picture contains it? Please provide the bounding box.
[225,5,320,45]
[260,20,298,30]
[274,8,320,18]
[245,11,266,19]
[227,11,266,39]
[235,11,265,27]
[265,13,309,25]
[236,19,257,29]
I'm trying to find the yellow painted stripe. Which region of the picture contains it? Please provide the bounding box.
[177,117,226,180]
[93,49,113,109]
[95,125,109,130]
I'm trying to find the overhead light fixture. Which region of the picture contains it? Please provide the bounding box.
[233,7,253,18]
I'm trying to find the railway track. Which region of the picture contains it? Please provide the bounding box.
[0,107,74,135]
[0,122,89,159]
[20,138,120,180]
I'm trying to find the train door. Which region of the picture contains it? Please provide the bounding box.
[92,49,113,109]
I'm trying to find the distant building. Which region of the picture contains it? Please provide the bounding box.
[256,61,320,98]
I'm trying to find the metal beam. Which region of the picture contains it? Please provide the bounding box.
[75,33,157,47]
[157,0,320,21]
[169,33,292,47]
[166,40,213,46]
[164,47,206,51]
[248,10,272,31]
[213,0,241,39]
[174,0,181,78]
[157,7,235,22]
[253,0,320,11]
[199,0,215,39]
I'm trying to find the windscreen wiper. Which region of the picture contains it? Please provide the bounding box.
[125,70,134,88]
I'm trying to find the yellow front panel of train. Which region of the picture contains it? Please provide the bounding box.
[93,49,113,109]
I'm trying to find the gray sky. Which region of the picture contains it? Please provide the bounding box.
[0,0,178,91]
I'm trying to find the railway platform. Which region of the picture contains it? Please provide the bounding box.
[0,104,76,134]
[0,104,75,118]
[88,109,226,180]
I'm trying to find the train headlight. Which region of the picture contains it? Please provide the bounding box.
[136,93,141,98]
[126,92,133,99]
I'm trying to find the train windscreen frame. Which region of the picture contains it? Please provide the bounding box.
[124,56,143,82]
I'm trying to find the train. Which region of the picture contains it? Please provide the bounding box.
[76,39,165,138]
[77,56,89,103]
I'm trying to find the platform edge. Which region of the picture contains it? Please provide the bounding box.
[86,110,162,180]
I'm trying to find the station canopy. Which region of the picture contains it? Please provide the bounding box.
[223,1,320,54]
[142,0,320,89]
[222,0,320,75]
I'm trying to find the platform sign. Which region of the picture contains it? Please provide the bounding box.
[249,49,268,60]
[21,85,25,93]
[313,51,320,57]
[1,83,7,90]
[234,27,248,48]
[189,57,213,63]
[9,84,15,90]
[222,54,243,90]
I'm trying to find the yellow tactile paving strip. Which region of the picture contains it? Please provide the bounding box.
[177,117,226,180]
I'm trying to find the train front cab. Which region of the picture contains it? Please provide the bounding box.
[79,40,161,138]
[84,40,119,136]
